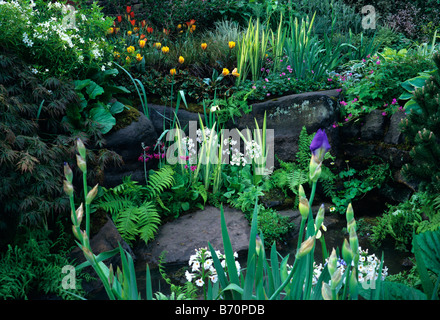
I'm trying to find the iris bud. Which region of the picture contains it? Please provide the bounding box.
[297,236,315,258]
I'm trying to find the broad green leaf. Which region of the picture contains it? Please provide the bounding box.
[408,76,429,89]
[86,81,105,99]
[89,104,116,134]
[108,100,126,115]
[414,229,440,275]
[74,79,92,91]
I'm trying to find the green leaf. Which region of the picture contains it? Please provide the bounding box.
[89,104,116,134]
[74,79,92,91]
[86,81,105,99]
[108,100,126,115]
[414,229,440,275]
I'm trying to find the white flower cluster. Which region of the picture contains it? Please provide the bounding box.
[245,140,262,160]
[286,247,389,287]
[181,136,197,155]
[312,247,388,285]
[196,127,218,144]
[185,247,241,287]
[22,32,34,47]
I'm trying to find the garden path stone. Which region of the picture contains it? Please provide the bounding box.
[134,206,251,265]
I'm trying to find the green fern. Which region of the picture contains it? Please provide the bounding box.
[97,166,175,245]
[145,165,175,200]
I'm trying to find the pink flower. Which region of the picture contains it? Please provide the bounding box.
[376,60,381,65]
[392,98,397,105]
[265,78,269,82]
[328,78,332,82]
[336,88,342,92]
[353,98,358,102]
[267,93,271,96]
[369,70,374,74]
[367,54,371,58]
[190,165,197,171]
[382,112,387,116]
[340,101,347,106]
[362,59,366,62]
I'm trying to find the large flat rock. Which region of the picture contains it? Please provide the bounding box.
[134,206,251,265]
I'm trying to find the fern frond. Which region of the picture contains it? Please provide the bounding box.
[288,169,309,194]
[145,165,175,199]
[114,205,140,244]
[137,201,161,244]
[98,193,134,219]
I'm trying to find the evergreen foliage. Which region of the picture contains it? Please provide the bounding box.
[401,52,440,193]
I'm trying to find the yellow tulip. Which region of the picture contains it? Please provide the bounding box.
[170,68,177,76]
[232,68,239,77]
[161,46,169,53]
[127,30,132,36]
[139,40,146,48]
[178,56,184,64]
[228,41,236,49]
[107,27,114,34]
[154,42,162,49]
[127,46,135,53]
[222,68,229,76]
[136,53,143,62]
[201,43,207,50]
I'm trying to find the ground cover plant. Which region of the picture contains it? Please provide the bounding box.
[1,0,440,302]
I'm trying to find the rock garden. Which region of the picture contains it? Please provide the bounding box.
[1,0,440,302]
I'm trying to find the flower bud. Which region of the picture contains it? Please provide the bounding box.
[346,203,354,224]
[349,227,359,264]
[331,268,343,290]
[298,185,306,198]
[76,154,86,172]
[256,234,263,256]
[86,184,99,205]
[349,267,357,296]
[315,204,325,233]
[299,197,310,219]
[64,162,73,182]
[108,264,115,287]
[321,282,332,300]
[297,236,315,258]
[75,203,84,226]
[82,246,95,264]
[309,158,322,182]
[63,180,74,196]
[328,248,337,277]
[72,225,82,241]
[342,238,353,265]
[76,138,86,158]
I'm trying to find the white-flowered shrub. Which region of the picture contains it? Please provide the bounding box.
[0,0,114,78]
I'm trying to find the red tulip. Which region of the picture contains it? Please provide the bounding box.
[126,6,131,13]
[147,27,153,34]
[130,11,135,18]
[117,15,122,23]
[130,19,136,26]
[141,20,146,27]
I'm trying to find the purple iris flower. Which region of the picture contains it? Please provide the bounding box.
[310,129,331,163]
